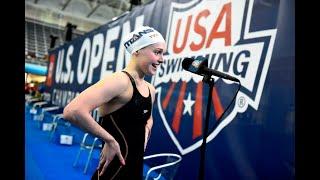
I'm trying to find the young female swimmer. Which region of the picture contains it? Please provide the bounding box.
[63,26,166,179]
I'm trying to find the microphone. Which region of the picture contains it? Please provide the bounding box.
[182,56,239,82]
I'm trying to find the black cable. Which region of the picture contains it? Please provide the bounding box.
[214,79,241,127]
[198,79,241,180]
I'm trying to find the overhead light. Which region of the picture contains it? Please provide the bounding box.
[50,35,58,49]
[65,22,77,41]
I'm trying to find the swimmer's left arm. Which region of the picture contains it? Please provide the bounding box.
[145,82,155,151]
[145,116,153,140]
[145,115,153,151]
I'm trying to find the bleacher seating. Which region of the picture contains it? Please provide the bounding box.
[25,18,84,66]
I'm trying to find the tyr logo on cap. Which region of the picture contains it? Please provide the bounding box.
[124,28,154,49]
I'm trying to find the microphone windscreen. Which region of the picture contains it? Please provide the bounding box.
[182,58,194,70]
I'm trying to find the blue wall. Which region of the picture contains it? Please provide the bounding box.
[25,63,47,76]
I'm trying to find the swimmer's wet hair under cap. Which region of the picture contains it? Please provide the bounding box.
[123,26,165,54]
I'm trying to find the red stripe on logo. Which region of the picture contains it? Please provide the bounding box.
[172,82,187,134]
[212,87,224,120]
[193,81,203,139]
[162,82,176,110]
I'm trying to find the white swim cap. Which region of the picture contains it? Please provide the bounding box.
[123,26,165,54]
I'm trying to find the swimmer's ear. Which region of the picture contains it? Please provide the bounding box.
[132,50,139,56]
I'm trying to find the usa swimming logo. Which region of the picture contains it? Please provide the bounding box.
[151,0,277,155]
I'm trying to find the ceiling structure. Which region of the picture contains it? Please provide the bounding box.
[25,0,151,69]
[25,0,150,32]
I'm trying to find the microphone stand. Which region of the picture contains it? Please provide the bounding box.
[198,74,215,180]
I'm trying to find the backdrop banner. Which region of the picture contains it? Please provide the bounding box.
[45,0,294,179]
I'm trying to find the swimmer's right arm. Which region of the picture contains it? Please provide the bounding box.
[63,72,128,165]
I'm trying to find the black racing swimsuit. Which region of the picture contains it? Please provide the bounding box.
[91,71,152,180]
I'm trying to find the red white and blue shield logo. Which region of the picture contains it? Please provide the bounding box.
[152,0,277,155]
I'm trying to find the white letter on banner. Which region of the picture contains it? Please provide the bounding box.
[55,49,64,83]
[64,45,74,84]
[100,26,120,79]
[116,15,144,72]
[77,38,91,84]
[88,33,104,84]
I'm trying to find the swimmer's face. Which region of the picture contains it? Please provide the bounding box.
[135,42,166,76]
